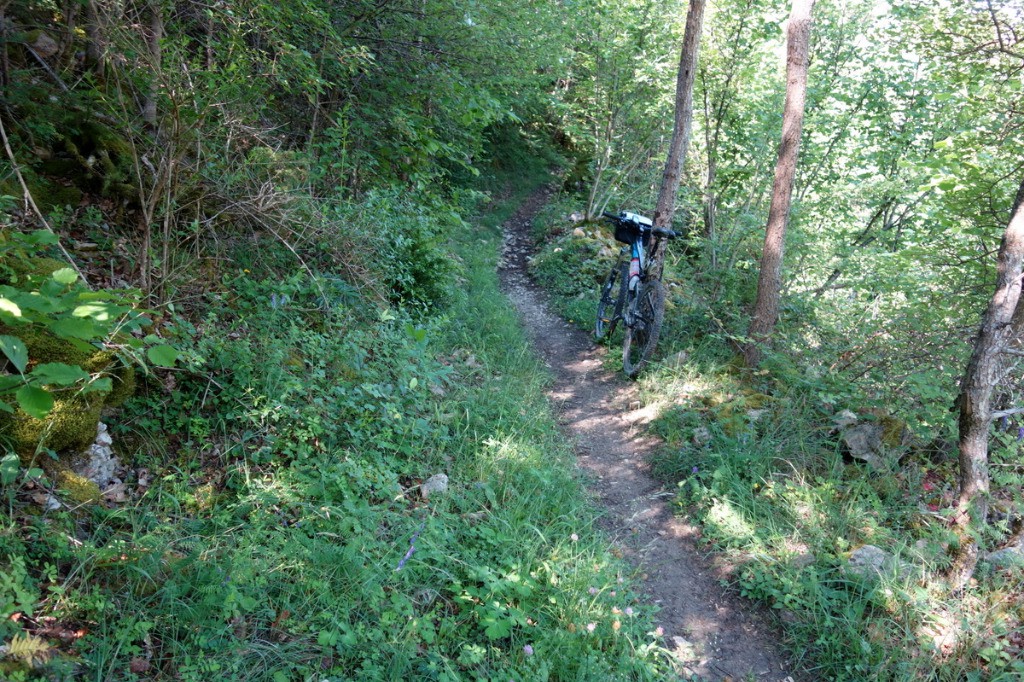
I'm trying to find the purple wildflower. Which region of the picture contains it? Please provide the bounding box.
[523,644,534,656]
[691,466,699,475]
[1018,426,1024,441]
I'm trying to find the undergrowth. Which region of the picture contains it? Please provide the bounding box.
[529,200,1024,681]
[0,163,678,679]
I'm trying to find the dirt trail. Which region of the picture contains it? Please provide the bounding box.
[498,188,796,681]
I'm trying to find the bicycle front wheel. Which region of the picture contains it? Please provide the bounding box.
[595,263,627,340]
[622,279,664,378]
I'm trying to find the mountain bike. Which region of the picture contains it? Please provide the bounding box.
[594,211,677,377]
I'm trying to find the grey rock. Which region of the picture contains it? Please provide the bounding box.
[790,552,816,569]
[832,409,860,429]
[845,544,918,581]
[421,473,449,500]
[984,543,1024,568]
[31,32,59,59]
[842,423,885,469]
[75,422,120,488]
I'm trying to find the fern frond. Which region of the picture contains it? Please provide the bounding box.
[4,633,52,668]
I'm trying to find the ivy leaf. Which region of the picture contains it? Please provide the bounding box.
[0,335,29,373]
[30,363,89,386]
[51,268,79,285]
[146,345,178,368]
[16,385,54,419]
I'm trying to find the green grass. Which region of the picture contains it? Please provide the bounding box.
[0,163,680,680]
[528,205,1024,681]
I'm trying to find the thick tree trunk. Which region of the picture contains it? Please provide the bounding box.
[742,0,815,367]
[948,179,1024,589]
[649,0,706,277]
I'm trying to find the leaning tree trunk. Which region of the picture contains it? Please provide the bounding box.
[742,0,815,368]
[649,0,706,279]
[948,179,1024,590]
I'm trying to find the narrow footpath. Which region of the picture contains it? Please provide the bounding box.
[497,187,797,681]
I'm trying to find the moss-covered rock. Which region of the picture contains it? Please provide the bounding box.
[0,325,135,462]
[4,390,104,461]
[55,467,103,504]
[0,252,67,285]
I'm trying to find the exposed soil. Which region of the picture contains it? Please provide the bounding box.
[498,187,796,681]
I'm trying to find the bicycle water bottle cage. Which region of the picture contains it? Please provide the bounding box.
[613,211,654,246]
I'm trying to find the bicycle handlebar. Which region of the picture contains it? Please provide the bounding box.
[601,211,678,239]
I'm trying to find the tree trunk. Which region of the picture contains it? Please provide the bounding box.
[143,0,164,127]
[649,0,706,277]
[742,0,815,368]
[948,179,1024,590]
[84,0,106,78]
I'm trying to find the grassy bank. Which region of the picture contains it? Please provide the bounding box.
[1,163,678,680]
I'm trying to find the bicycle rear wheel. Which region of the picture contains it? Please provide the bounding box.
[622,279,664,378]
[595,263,627,340]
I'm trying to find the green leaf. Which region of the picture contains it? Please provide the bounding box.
[17,230,58,246]
[73,302,126,321]
[0,335,28,373]
[0,453,19,485]
[49,317,99,340]
[0,297,22,319]
[16,385,54,419]
[146,345,179,367]
[482,617,511,639]
[52,268,79,285]
[30,363,89,386]
[83,377,112,393]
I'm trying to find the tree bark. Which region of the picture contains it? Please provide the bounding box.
[143,0,164,127]
[948,179,1024,590]
[84,0,106,78]
[742,0,815,368]
[650,0,706,277]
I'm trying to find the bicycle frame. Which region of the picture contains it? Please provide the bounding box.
[596,210,677,377]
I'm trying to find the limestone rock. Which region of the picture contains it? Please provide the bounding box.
[421,473,449,500]
[790,552,816,569]
[842,423,885,469]
[832,409,859,429]
[984,542,1024,568]
[74,423,120,488]
[845,544,918,581]
[30,31,60,59]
